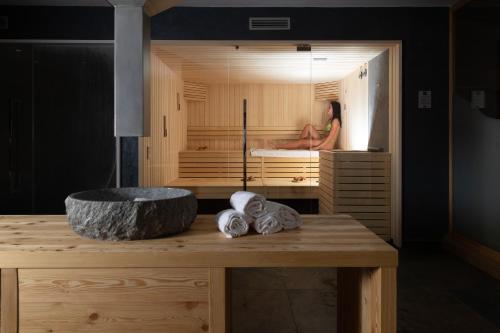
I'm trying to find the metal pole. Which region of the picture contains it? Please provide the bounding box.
[243,99,247,191]
[116,136,121,188]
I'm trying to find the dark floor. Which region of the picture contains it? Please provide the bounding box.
[231,244,500,333]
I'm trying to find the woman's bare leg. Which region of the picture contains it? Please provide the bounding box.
[300,124,321,139]
[275,138,322,149]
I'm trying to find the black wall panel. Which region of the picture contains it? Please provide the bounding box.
[0,6,113,40]
[0,44,33,213]
[32,44,115,213]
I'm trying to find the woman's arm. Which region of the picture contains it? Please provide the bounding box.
[311,119,340,151]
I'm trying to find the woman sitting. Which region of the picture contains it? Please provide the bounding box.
[275,101,342,151]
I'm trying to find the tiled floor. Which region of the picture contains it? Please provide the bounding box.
[231,268,337,333]
[231,244,500,333]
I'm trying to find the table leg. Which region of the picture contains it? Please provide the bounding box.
[337,267,396,333]
[1,269,18,333]
[209,268,230,333]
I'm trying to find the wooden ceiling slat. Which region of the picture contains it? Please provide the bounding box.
[152,43,386,84]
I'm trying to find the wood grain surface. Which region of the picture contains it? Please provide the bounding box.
[0,215,397,269]
[18,268,209,333]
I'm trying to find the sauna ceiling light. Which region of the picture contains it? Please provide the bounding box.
[313,57,328,61]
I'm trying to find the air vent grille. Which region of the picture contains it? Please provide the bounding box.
[0,16,8,30]
[249,17,290,31]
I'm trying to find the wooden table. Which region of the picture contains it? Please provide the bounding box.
[0,214,397,333]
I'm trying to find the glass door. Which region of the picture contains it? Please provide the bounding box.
[227,44,317,214]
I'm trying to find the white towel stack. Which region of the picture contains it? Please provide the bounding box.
[253,210,283,235]
[265,201,302,230]
[214,209,250,238]
[215,191,302,237]
[230,191,267,219]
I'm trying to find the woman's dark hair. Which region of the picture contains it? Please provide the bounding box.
[330,101,342,127]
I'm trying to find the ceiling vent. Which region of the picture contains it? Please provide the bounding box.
[249,17,290,31]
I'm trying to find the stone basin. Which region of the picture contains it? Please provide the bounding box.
[65,187,197,241]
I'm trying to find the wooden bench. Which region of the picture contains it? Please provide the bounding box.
[168,150,319,199]
[319,151,392,240]
[187,126,325,151]
[0,214,398,333]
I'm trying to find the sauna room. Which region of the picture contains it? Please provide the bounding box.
[140,42,400,242]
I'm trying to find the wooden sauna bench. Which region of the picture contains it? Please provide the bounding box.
[167,150,320,199]
[319,151,392,241]
[0,214,398,333]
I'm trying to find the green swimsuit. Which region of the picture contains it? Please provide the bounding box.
[325,121,332,133]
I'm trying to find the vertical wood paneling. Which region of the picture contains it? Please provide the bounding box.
[186,83,330,150]
[139,53,187,186]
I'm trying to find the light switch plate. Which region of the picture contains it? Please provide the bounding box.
[418,90,432,109]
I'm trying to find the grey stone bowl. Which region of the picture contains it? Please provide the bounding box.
[65,187,197,241]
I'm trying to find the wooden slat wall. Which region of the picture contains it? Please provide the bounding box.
[319,151,391,240]
[314,81,341,101]
[262,157,319,179]
[186,127,325,151]
[178,151,319,181]
[186,83,331,150]
[140,53,187,187]
[179,151,262,179]
[184,81,208,101]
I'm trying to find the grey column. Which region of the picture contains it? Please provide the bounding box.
[110,0,150,137]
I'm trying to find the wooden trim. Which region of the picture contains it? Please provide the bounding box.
[1,269,18,333]
[448,8,454,235]
[144,0,183,17]
[388,42,402,247]
[445,233,500,280]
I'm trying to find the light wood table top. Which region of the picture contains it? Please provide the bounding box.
[0,214,397,269]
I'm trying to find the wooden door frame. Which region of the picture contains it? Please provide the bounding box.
[146,40,403,247]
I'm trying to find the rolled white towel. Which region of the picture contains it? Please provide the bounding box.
[230,191,267,219]
[252,211,283,235]
[215,209,250,238]
[266,201,302,230]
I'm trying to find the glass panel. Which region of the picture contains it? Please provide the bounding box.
[227,44,316,214]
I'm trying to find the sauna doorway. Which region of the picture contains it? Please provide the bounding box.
[139,41,402,246]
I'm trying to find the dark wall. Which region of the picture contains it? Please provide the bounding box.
[453,2,500,251]
[0,43,116,214]
[32,44,116,213]
[0,6,138,212]
[152,7,450,242]
[0,6,113,40]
